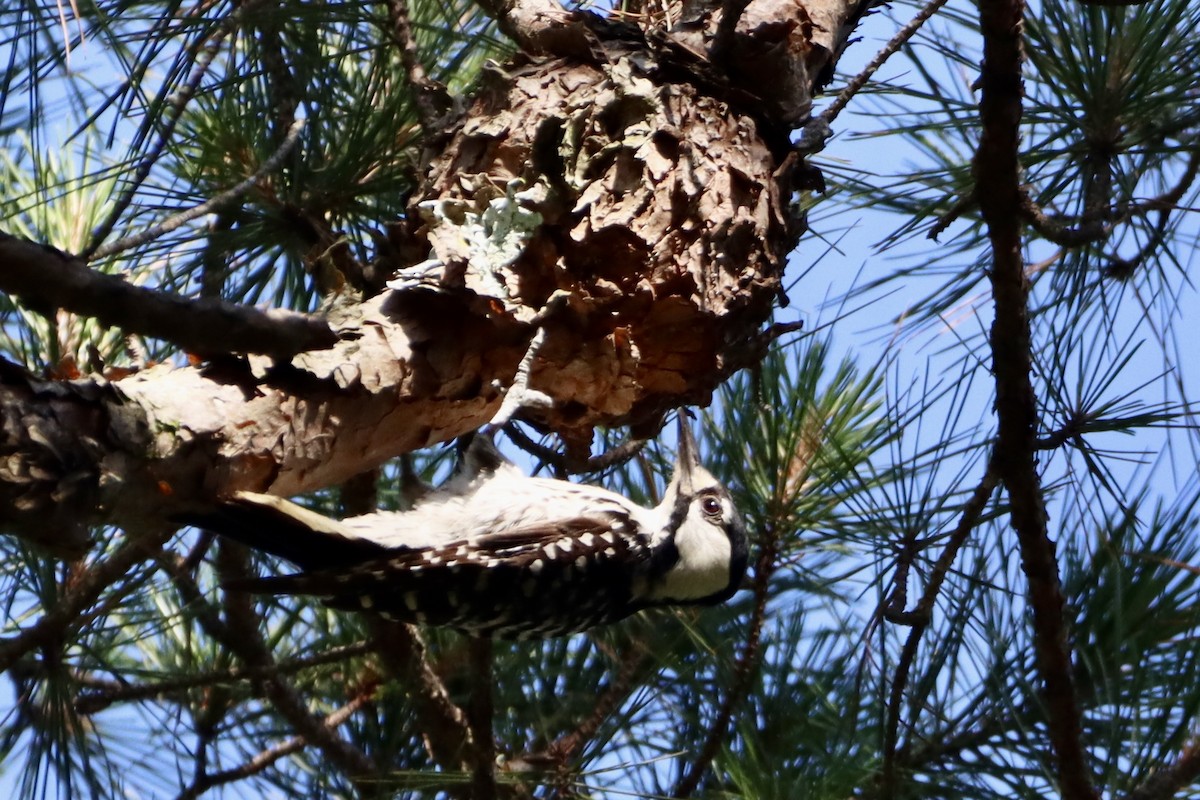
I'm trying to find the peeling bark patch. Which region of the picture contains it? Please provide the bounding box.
[404,52,794,427]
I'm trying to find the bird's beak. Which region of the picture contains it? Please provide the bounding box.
[674,412,701,496]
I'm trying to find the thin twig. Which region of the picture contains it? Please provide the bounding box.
[90,119,306,261]
[74,641,373,714]
[83,16,230,258]
[975,1,1097,798]
[819,0,951,128]
[504,425,649,476]
[160,550,389,793]
[176,692,374,800]
[882,535,919,620]
[927,191,976,241]
[0,532,169,674]
[878,460,999,799]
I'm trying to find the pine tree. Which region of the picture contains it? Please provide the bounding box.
[1,0,1198,798]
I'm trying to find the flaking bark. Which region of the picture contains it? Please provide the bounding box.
[0,0,870,552]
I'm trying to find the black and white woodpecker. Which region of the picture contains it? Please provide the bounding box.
[183,416,748,639]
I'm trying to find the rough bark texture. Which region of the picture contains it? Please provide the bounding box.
[0,295,526,551]
[386,51,794,428]
[0,0,872,551]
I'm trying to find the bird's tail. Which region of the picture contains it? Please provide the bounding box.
[175,491,389,571]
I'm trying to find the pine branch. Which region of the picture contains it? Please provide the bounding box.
[89,119,307,261]
[976,2,1097,798]
[0,532,169,674]
[467,637,498,800]
[82,7,230,258]
[215,542,382,786]
[370,619,479,771]
[470,0,582,56]
[879,460,1000,799]
[1121,740,1200,800]
[671,532,777,797]
[386,0,451,136]
[175,692,374,800]
[544,642,649,764]
[73,642,373,714]
[0,233,337,358]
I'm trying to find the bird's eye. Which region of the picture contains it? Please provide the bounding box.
[700,495,722,518]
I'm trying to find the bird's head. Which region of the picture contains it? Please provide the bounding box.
[649,414,749,605]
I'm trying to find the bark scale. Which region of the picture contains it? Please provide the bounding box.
[0,0,870,550]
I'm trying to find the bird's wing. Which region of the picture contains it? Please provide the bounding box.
[224,514,649,598]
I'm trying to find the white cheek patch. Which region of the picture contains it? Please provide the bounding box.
[648,510,734,602]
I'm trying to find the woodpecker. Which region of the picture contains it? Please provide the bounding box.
[182,416,748,639]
